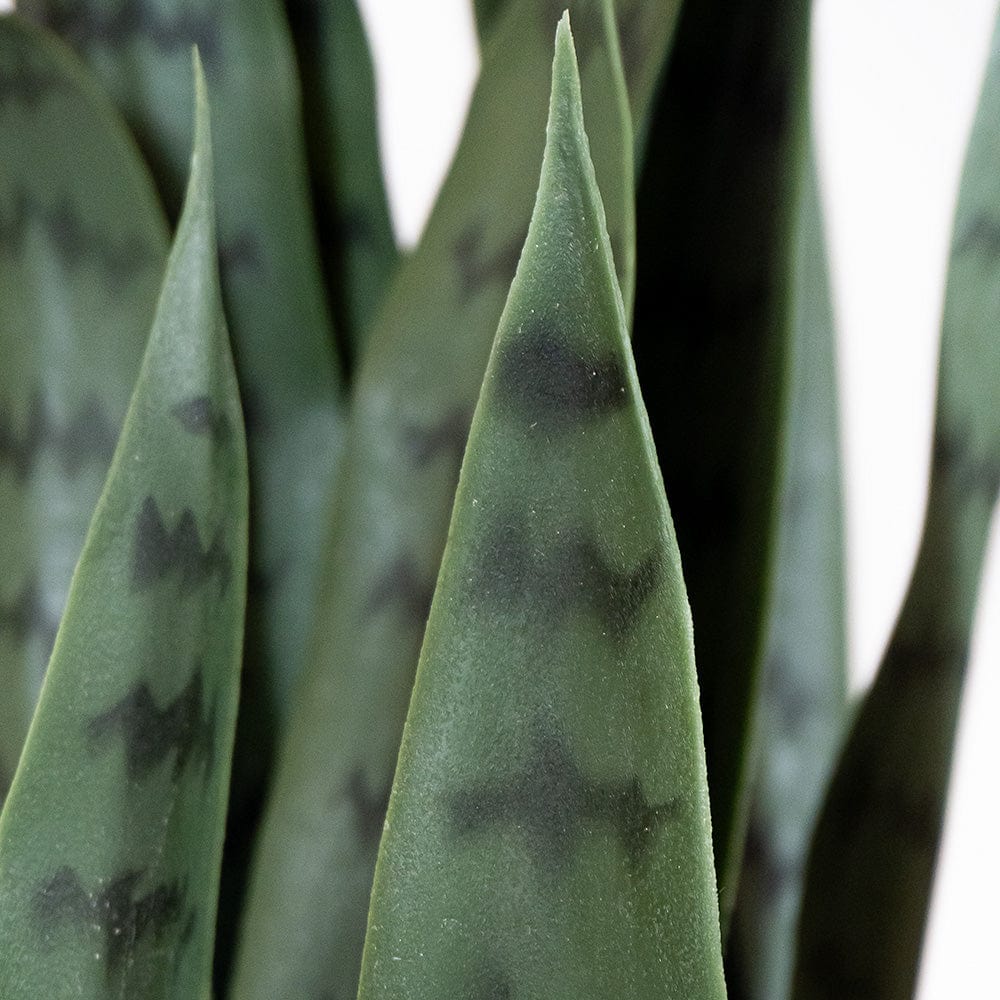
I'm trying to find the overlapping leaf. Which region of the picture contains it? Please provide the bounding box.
[0,14,169,799]
[357,19,726,999]
[20,0,347,748]
[0,61,248,998]
[285,0,399,361]
[231,1,681,997]
[632,0,813,922]
[727,139,848,1000]
[792,15,1000,998]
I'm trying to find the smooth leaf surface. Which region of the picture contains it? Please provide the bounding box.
[231,2,679,998]
[358,19,726,1000]
[632,0,813,923]
[285,0,399,362]
[0,61,248,998]
[727,139,848,1000]
[792,16,1000,999]
[0,14,169,800]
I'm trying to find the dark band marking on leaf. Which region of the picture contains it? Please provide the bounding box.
[33,867,184,977]
[402,405,473,469]
[446,725,678,872]
[467,962,515,1000]
[453,224,525,301]
[0,59,70,108]
[0,575,59,654]
[883,635,971,683]
[495,323,628,425]
[345,769,393,846]
[0,188,155,284]
[87,666,215,781]
[952,212,1000,258]
[171,395,231,444]
[218,230,264,276]
[365,556,436,627]
[31,0,222,67]
[0,391,117,481]
[132,496,231,593]
[933,427,1000,502]
[475,513,663,635]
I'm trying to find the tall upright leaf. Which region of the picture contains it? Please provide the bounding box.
[358,18,726,1000]
[792,17,1000,999]
[285,0,399,361]
[0,14,169,798]
[632,0,812,922]
[0,58,248,998]
[20,0,347,744]
[231,2,679,998]
[727,138,848,1000]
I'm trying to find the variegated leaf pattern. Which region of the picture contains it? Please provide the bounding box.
[230,1,679,997]
[357,18,726,1000]
[0,59,248,999]
[0,13,169,801]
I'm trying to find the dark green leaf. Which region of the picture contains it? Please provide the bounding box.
[633,0,813,924]
[792,17,1000,999]
[0,14,169,800]
[231,1,678,997]
[285,0,399,361]
[0,58,248,998]
[357,19,726,999]
[727,139,849,1000]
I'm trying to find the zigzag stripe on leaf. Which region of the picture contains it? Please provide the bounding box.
[0,391,117,480]
[0,188,156,284]
[131,496,232,593]
[87,666,215,781]
[0,577,59,653]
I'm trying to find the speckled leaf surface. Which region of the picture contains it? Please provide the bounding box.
[632,0,812,924]
[20,0,347,741]
[727,140,848,1000]
[792,19,1000,1000]
[231,2,678,998]
[0,64,247,999]
[0,15,168,803]
[358,20,725,1000]
[285,0,399,362]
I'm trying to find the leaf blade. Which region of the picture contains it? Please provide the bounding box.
[0,58,248,998]
[358,18,726,997]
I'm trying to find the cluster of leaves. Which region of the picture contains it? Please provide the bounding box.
[0,1,997,998]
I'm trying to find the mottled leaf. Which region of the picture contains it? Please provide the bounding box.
[0,14,169,801]
[792,17,1000,1000]
[230,1,679,998]
[632,0,813,924]
[726,139,849,1000]
[0,59,248,998]
[20,0,347,755]
[285,0,399,362]
[357,18,726,1000]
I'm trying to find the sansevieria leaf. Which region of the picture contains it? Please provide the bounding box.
[357,17,726,1000]
[633,0,813,924]
[0,14,169,798]
[284,0,399,361]
[232,2,655,997]
[0,58,248,998]
[792,14,1000,999]
[727,137,848,1000]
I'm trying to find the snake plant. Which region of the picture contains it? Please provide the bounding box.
[0,2,996,998]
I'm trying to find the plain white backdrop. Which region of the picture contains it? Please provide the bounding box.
[1,0,995,993]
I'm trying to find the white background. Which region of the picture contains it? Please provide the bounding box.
[3,0,996,993]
